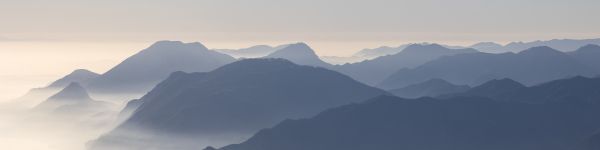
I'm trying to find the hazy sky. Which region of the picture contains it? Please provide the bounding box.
[1,0,600,100]
[2,0,600,51]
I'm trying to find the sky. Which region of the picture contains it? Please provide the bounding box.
[1,0,600,100]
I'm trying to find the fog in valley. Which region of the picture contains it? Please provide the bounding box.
[0,98,117,150]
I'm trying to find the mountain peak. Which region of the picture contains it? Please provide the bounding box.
[71,69,97,75]
[268,43,316,56]
[287,42,311,49]
[48,82,92,101]
[482,78,525,87]
[47,69,99,88]
[401,44,477,54]
[264,43,330,67]
[518,46,563,56]
[474,78,526,91]
[470,42,504,52]
[147,40,208,51]
[399,78,459,88]
[246,45,273,50]
[352,45,408,59]
[471,42,503,47]
[149,40,183,48]
[403,43,446,51]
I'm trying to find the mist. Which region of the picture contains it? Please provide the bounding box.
[0,102,116,150]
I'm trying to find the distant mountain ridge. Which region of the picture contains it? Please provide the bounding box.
[325,43,468,65]
[264,43,332,67]
[448,76,600,104]
[389,78,470,98]
[352,44,410,59]
[333,44,479,85]
[379,46,600,89]
[213,44,288,58]
[470,38,600,53]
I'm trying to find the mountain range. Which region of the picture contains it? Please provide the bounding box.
[379,45,600,89]
[90,58,387,150]
[8,38,600,150]
[470,38,600,53]
[333,44,479,85]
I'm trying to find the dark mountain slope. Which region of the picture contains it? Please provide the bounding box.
[217,95,600,150]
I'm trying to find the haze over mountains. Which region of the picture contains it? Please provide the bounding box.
[321,38,600,65]
[389,78,470,98]
[34,82,113,115]
[90,58,387,150]
[379,45,600,89]
[16,38,600,102]
[13,69,100,107]
[333,44,479,85]
[263,43,332,68]
[322,43,469,65]
[352,44,410,59]
[212,44,288,58]
[46,69,100,89]
[6,38,600,150]
[470,38,600,53]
